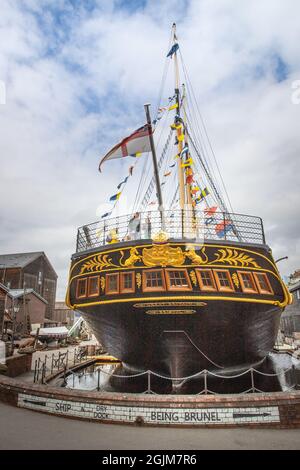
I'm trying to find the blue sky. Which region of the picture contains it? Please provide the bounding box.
[0,0,300,298]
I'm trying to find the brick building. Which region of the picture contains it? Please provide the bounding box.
[6,289,48,332]
[281,281,300,336]
[53,301,75,327]
[0,252,57,319]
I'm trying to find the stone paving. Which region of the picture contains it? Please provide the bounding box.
[16,339,98,382]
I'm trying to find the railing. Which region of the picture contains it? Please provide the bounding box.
[65,364,298,395]
[33,346,89,384]
[76,210,265,253]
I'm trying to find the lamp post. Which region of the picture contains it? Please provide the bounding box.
[10,298,20,354]
[275,256,288,264]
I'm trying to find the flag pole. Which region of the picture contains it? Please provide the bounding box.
[144,103,165,227]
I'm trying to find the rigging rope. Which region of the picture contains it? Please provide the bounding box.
[139,127,173,210]
[179,49,235,214]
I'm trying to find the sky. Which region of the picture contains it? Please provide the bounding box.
[0,0,300,299]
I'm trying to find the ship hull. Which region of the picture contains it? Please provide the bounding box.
[79,300,282,378]
[67,237,291,379]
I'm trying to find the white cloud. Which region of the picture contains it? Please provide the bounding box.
[0,0,299,298]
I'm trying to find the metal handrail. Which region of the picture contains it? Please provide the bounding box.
[65,364,298,395]
[75,209,265,253]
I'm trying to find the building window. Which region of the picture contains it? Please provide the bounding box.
[253,273,273,295]
[165,269,192,291]
[76,278,87,298]
[88,276,100,297]
[106,273,119,295]
[143,269,165,292]
[237,271,258,294]
[214,270,234,292]
[120,272,135,293]
[196,269,217,291]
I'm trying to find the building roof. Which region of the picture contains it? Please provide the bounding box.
[8,288,48,305]
[0,282,9,294]
[0,251,57,278]
[289,281,300,293]
[55,301,70,310]
[31,326,69,338]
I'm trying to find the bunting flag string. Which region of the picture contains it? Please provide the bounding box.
[152,95,176,125]
[194,187,210,204]
[204,206,218,216]
[181,158,193,167]
[109,192,121,202]
[167,43,179,58]
[168,103,178,111]
[102,162,138,218]
[101,211,112,219]
[117,176,129,190]
[215,220,234,238]
[180,145,189,158]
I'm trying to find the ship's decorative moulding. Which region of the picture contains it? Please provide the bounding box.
[100,276,105,292]
[136,272,142,289]
[231,273,240,288]
[79,242,261,275]
[189,270,198,286]
[80,254,118,274]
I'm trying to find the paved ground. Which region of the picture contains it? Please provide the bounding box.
[0,402,300,450]
[16,339,98,383]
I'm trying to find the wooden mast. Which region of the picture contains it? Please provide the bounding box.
[181,83,193,208]
[144,103,164,227]
[172,23,185,210]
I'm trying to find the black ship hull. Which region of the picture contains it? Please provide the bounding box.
[67,236,291,378]
[80,300,282,377]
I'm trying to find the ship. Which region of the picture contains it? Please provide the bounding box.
[66,24,292,381]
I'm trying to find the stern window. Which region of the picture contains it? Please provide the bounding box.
[237,271,258,294]
[88,276,100,297]
[253,273,273,295]
[165,269,192,291]
[214,270,234,292]
[76,278,87,299]
[106,273,119,295]
[120,272,135,293]
[196,269,217,292]
[143,270,165,292]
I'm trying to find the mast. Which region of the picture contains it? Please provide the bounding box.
[181,83,193,207]
[144,103,164,224]
[172,23,185,210]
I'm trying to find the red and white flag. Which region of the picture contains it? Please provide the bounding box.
[99,124,152,172]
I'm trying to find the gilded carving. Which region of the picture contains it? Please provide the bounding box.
[120,247,142,267]
[80,254,118,274]
[136,272,142,289]
[190,270,198,286]
[152,231,169,243]
[100,277,105,292]
[185,246,208,265]
[142,243,186,267]
[231,273,240,288]
[78,242,261,274]
[210,248,260,268]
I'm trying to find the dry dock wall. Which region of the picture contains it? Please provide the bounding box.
[0,375,299,428]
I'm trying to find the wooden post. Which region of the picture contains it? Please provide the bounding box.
[144,104,164,227]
